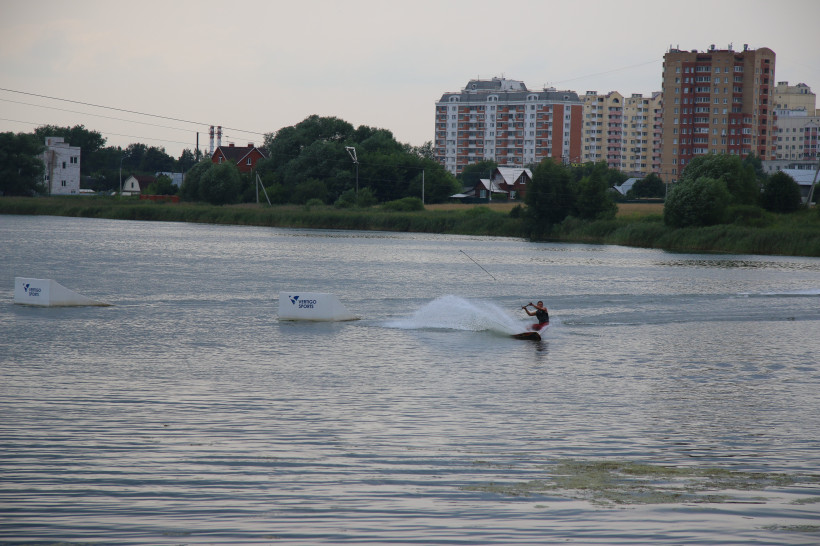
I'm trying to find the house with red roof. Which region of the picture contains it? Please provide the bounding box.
[211,143,268,173]
[452,167,533,201]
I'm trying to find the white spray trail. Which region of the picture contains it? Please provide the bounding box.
[385,295,525,335]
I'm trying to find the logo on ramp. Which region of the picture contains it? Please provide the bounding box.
[289,295,299,305]
[23,283,41,297]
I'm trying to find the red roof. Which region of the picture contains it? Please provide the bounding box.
[212,144,268,172]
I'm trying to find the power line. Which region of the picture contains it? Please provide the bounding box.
[0,97,195,133]
[0,117,195,147]
[547,58,662,87]
[0,87,266,136]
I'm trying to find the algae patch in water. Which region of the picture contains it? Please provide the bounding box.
[763,524,820,533]
[463,459,814,506]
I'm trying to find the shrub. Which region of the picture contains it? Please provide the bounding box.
[464,205,492,217]
[356,187,378,208]
[334,188,357,208]
[304,198,325,211]
[291,178,327,205]
[726,204,770,227]
[382,197,424,212]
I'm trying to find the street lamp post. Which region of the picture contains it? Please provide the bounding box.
[119,153,127,195]
[345,146,358,199]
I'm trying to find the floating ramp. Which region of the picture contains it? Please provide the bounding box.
[14,277,111,307]
[278,292,357,321]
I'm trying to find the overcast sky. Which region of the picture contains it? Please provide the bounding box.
[2,0,818,159]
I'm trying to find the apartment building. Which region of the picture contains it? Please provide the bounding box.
[434,77,583,175]
[660,45,776,181]
[768,81,819,170]
[774,81,817,115]
[582,91,662,176]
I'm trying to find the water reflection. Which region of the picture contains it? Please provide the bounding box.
[1,215,819,544]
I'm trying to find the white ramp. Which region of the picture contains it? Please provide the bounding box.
[14,277,111,307]
[278,292,357,321]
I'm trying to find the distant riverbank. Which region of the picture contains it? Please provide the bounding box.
[2,196,819,257]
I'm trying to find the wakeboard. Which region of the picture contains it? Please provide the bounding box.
[512,331,541,341]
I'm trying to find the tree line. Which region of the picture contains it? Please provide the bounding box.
[0,124,199,196]
[523,152,813,240]
[179,115,461,206]
[1,117,813,232]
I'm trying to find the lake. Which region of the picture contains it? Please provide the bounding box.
[1,214,819,544]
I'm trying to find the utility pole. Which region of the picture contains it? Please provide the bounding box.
[805,156,820,208]
[345,146,358,199]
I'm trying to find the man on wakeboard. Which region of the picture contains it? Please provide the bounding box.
[522,301,549,330]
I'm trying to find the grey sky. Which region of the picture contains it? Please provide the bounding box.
[1,0,818,158]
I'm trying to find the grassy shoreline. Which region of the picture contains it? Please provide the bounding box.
[2,196,819,257]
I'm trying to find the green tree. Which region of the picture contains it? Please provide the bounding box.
[680,154,758,205]
[760,171,802,213]
[179,160,214,201]
[0,132,45,195]
[742,152,765,180]
[199,161,240,205]
[140,146,175,173]
[407,161,460,204]
[123,143,148,172]
[525,159,574,238]
[261,115,458,205]
[177,149,198,172]
[146,174,177,195]
[663,176,731,228]
[626,173,666,199]
[406,140,435,160]
[572,163,617,220]
[291,178,328,204]
[264,115,355,170]
[264,183,290,204]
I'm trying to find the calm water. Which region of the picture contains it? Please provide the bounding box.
[1,214,819,544]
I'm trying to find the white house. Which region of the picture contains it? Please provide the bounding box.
[121,174,156,196]
[41,137,81,195]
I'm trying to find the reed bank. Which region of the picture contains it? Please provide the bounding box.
[1,196,819,258]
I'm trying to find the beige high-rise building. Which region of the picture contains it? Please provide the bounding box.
[660,45,776,181]
[774,81,817,115]
[581,91,623,168]
[581,91,662,176]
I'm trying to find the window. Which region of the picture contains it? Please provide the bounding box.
[246,158,252,165]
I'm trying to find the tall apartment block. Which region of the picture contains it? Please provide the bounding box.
[581,91,662,176]
[769,81,819,169]
[434,78,583,175]
[660,45,776,181]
